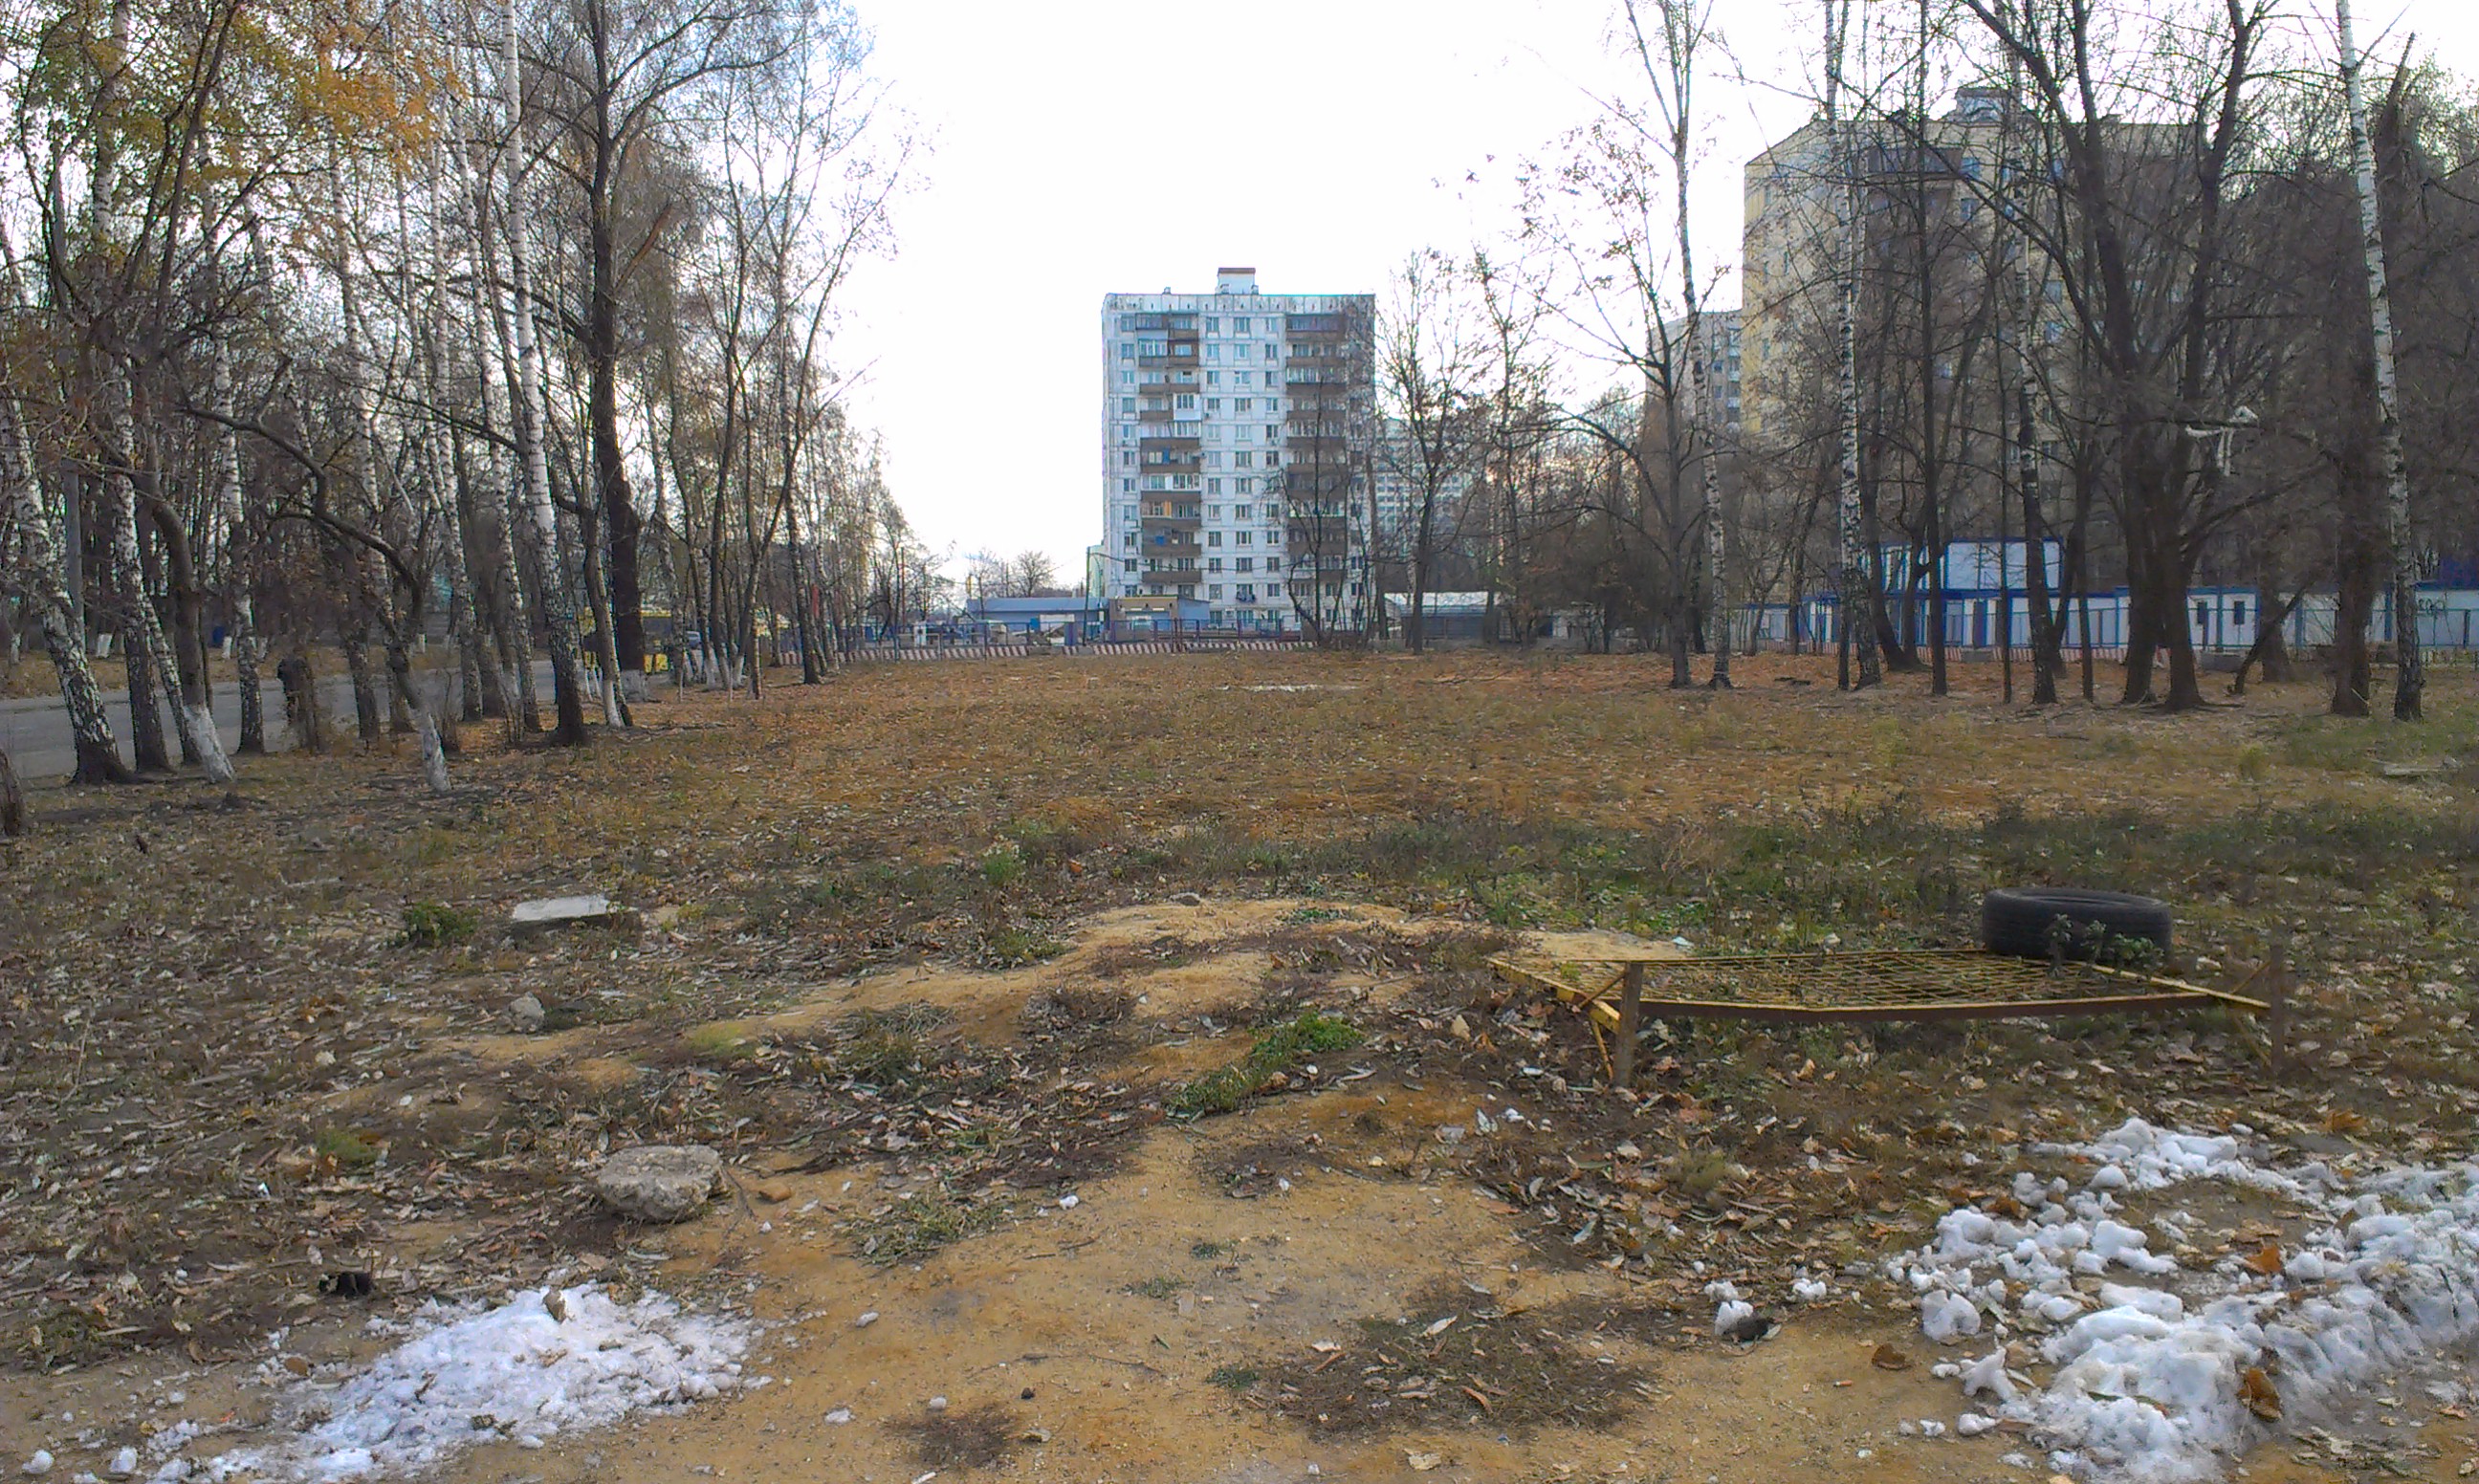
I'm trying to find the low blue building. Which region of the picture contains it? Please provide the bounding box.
[963,596,1108,641]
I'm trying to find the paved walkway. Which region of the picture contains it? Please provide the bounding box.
[0,661,553,781]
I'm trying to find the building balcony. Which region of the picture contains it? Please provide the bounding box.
[1140,512,1202,531]
[1139,353,1198,369]
[1143,566,1202,586]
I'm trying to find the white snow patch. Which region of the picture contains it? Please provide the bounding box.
[145,1285,746,1482]
[1921,1290,1983,1342]
[1898,1118,2479,1482]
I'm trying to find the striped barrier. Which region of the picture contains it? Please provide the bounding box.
[832,638,1313,665]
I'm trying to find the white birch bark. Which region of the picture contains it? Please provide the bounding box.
[500,0,589,740]
[106,384,230,781]
[4,399,125,780]
[2336,0,2422,719]
[1653,0,1731,687]
[454,160,534,730]
[1824,0,1877,687]
[0,222,124,781]
[211,350,265,753]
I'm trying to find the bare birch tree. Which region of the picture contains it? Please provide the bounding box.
[2333,0,2421,720]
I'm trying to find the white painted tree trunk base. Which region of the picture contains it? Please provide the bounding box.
[186,705,235,784]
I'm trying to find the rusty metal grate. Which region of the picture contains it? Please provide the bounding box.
[1491,948,2284,1085]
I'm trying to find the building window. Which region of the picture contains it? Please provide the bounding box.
[1206,344,1220,361]
[1207,531,1222,547]
[1207,371,1220,386]
[1234,317,1250,334]
[1123,558,1136,573]
[1174,393,1196,410]
[1233,451,1253,469]
[1207,477,1222,493]
[1123,506,1136,522]
[1121,397,1135,413]
[1122,534,1135,549]
[1237,479,1255,495]
[1235,398,1253,413]
[1235,504,1251,519]
[2232,600,2249,627]
[1206,398,1221,412]
[1209,586,1223,600]
[1120,342,1133,360]
[1121,369,1134,383]
[1267,582,1283,597]
[1237,556,1254,573]
[1236,530,1252,546]
[1205,316,1219,333]
[1237,583,1256,603]
[1235,344,1249,360]
[1120,478,1134,492]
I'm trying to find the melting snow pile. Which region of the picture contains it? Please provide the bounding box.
[152,1285,749,1482]
[1895,1118,2479,1482]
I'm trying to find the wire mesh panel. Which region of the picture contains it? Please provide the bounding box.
[1492,949,2271,1028]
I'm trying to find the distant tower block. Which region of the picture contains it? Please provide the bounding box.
[1097,269,1374,636]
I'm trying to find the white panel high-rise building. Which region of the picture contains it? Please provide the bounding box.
[1099,268,1375,634]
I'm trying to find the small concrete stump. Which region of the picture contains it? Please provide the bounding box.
[508,993,547,1034]
[511,894,623,932]
[596,1145,723,1223]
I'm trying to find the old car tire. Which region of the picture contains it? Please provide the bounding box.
[1981,887,2174,961]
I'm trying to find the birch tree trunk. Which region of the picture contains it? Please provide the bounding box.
[3,398,128,782]
[2336,0,2422,720]
[2004,68,2059,705]
[424,145,489,728]
[0,741,21,835]
[501,0,589,745]
[210,353,265,753]
[460,206,535,732]
[1825,0,1878,688]
[1647,0,1732,688]
[107,386,231,781]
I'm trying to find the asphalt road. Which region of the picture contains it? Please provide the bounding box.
[0,659,556,782]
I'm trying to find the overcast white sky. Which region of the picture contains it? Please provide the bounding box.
[823,0,2471,579]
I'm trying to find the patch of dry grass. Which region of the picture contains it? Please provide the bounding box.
[0,648,2472,1372]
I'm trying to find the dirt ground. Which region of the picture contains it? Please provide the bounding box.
[3,649,2476,1481]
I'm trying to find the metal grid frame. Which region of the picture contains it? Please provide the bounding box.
[1491,948,2283,1085]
